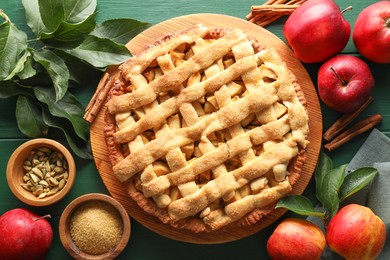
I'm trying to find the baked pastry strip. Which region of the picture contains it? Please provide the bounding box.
[107,28,248,114]
[153,51,200,199]
[112,83,278,182]
[233,41,293,182]
[121,25,210,80]
[167,138,298,220]
[112,55,258,144]
[149,38,303,224]
[115,109,172,208]
[203,179,292,229]
[175,38,230,214]
[142,115,291,197]
[192,36,261,206]
[256,49,309,148]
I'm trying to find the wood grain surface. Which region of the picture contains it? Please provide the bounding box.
[90,14,322,244]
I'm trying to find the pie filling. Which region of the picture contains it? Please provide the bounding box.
[104,25,309,232]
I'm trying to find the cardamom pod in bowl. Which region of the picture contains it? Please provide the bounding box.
[6,138,76,207]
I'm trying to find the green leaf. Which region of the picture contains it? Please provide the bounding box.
[16,96,48,137]
[0,80,34,98]
[40,12,97,48]
[63,0,97,24]
[32,49,70,101]
[0,19,28,80]
[38,0,65,32]
[26,0,97,45]
[64,35,131,68]
[314,153,333,202]
[42,106,92,159]
[339,167,378,202]
[5,50,37,80]
[16,51,37,80]
[22,0,47,36]
[91,18,151,45]
[319,164,347,217]
[276,195,325,217]
[34,87,89,142]
[55,50,102,85]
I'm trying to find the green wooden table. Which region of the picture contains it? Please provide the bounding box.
[1,0,389,259]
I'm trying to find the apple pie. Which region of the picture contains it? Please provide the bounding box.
[103,25,309,232]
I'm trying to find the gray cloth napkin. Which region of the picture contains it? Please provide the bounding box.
[307,128,390,259]
[347,128,390,172]
[343,128,390,206]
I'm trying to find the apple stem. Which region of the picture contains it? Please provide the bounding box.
[341,6,353,14]
[0,9,11,23]
[385,18,390,28]
[33,214,52,221]
[329,66,347,86]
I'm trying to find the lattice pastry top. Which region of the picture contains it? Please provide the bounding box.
[104,25,309,232]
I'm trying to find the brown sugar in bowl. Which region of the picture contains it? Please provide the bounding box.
[59,193,131,260]
[6,138,76,207]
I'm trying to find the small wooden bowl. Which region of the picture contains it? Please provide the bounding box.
[59,193,131,260]
[6,138,76,206]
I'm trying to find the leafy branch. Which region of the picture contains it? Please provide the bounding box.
[0,0,151,159]
[276,153,378,227]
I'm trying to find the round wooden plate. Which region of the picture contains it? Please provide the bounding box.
[90,13,322,244]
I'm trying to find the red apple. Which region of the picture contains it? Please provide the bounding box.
[353,1,390,64]
[283,0,351,63]
[267,218,326,260]
[0,208,53,260]
[326,204,386,260]
[317,55,375,113]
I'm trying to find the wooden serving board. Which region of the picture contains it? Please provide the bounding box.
[90,14,322,244]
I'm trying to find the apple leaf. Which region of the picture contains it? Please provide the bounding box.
[5,50,32,80]
[16,96,49,137]
[5,49,38,81]
[38,0,65,32]
[276,195,325,217]
[314,152,333,203]
[41,105,92,160]
[37,0,96,33]
[16,51,37,80]
[21,0,47,36]
[64,35,131,68]
[0,17,28,80]
[276,153,380,222]
[338,167,378,202]
[55,50,102,85]
[40,13,97,48]
[0,80,34,98]
[32,49,70,101]
[318,164,347,217]
[33,87,89,142]
[23,0,97,43]
[90,18,152,45]
[62,0,97,24]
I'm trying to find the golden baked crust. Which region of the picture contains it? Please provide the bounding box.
[103,25,309,232]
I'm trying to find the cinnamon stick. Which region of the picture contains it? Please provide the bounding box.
[254,16,284,27]
[250,4,300,16]
[84,72,112,123]
[247,0,286,20]
[323,96,374,142]
[324,114,383,152]
[247,0,307,27]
